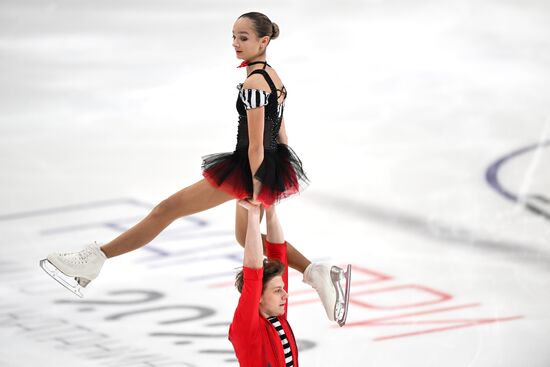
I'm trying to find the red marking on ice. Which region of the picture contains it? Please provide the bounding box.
[350,284,453,310]
[208,281,234,288]
[339,266,523,340]
[347,302,524,341]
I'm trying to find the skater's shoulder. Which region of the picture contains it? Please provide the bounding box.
[243,68,284,94]
[243,73,271,93]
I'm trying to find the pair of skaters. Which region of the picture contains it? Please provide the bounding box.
[40,12,350,366]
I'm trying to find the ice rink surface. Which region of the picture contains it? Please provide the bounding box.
[1,0,550,366]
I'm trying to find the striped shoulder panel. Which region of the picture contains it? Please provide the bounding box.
[239,88,270,110]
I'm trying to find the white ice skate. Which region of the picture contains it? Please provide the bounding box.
[39,244,107,298]
[303,263,351,327]
[331,264,351,326]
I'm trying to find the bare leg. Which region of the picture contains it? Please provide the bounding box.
[101,179,233,258]
[235,202,311,273]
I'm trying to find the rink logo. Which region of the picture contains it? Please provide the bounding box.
[486,140,550,221]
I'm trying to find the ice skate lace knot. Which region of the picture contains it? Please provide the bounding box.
[77,247,94,263]
[62,247,95,265]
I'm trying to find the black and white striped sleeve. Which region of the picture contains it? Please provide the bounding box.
[239,89,270,110]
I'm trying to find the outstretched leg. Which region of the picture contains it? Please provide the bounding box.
[101,179,233,257]
[41,179,233,297]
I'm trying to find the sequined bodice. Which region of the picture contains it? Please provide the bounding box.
[235,69,286,151]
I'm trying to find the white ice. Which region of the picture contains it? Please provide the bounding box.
[1,0,550,366]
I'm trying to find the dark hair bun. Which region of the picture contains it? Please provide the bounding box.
[239,12,280,40]
[271,22,280,39]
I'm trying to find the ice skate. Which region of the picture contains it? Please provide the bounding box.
[331,264,351,327]
[39,244,107,298]
[304,263,351,327]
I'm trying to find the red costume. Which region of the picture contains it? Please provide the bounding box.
[229,241,299,366]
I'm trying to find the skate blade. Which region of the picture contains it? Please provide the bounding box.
[39,259,84,298]
[331,264,351,327]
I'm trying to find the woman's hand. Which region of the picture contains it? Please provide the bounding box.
[238,199,261,210]
[248,197,263,206]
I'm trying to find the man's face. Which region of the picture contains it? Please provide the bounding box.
[260,275,288,317]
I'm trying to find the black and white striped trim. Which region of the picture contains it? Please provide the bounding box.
[239,88,270,110]
[267,316,294,367]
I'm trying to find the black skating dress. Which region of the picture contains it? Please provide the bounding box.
[202,62,308,207]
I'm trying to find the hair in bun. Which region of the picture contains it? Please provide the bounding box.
[239,12,280,40]
[271,22,280,39]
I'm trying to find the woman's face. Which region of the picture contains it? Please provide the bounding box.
[232,17,268,61]
[259,275,288,317]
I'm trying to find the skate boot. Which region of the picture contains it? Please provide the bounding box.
[303,263,351,327]
[39,244,107,298]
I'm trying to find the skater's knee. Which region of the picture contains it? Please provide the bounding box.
[151,198,179,221]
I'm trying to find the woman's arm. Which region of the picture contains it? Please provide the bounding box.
[243,74,270,202]
[246,107,264,202]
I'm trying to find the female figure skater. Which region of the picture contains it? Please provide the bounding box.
[230,200,297,366]
[40,12,350,326]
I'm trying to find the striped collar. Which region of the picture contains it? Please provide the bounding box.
[267,316,294,367]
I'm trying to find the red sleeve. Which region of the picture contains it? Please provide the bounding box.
[266,240,289,319]
[231,266,263,341]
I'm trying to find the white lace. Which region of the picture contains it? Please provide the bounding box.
[61,246,96,265]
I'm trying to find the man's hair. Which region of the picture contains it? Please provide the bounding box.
[235,259,284,293]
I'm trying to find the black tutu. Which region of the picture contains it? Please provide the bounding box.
[202,144,308,207]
